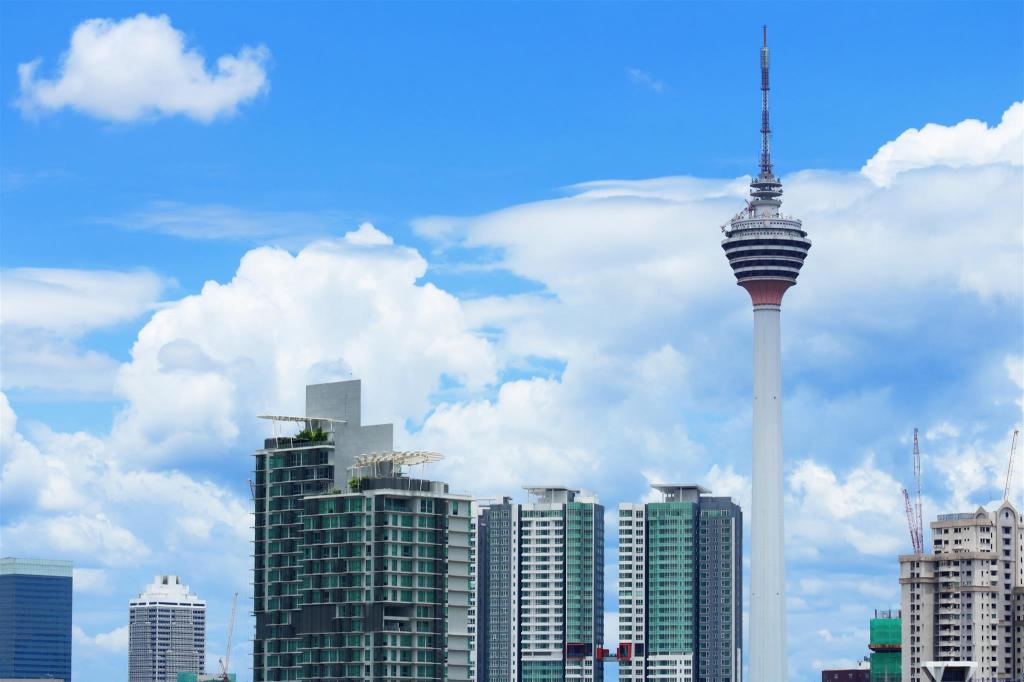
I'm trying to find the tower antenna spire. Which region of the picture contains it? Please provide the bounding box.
[760,25,772,179]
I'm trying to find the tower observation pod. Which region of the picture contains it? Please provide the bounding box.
[720,26,810,682]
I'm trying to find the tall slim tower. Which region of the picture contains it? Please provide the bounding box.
[721,27,810,682]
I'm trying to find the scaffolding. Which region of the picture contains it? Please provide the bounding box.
[869,609,901,682]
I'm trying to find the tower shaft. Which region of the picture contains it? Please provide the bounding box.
[750,305,787,682]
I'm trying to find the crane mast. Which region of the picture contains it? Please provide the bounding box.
[900,428,925,554]
[219,592,238,681]
[912,428,924,551]
[1004,429,1019,501]
[903,488,923,554]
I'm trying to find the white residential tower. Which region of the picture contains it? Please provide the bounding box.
[899,501,1023,682]
[128,575,206,682]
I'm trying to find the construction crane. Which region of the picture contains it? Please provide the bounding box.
[219,592,238,682]
[1004,429,1019,502]
[901,428,925,554]
[913,428,924,551]
[902,488,923,554]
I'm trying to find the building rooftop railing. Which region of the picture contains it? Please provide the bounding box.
[937,513,975,521]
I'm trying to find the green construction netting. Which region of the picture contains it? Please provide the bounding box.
[869,617,901,647]
[870,651,900,682]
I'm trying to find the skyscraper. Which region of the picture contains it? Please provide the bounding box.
[475,488,605,682]
[128,575,206,682]
[617,485,742,682]
[720,27,810,682]
[899,501,1023,682]
[0,557,73,682]
[253,379,473,681]
[253,379,393,680]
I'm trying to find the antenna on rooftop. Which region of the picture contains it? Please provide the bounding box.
[759,25,773,179]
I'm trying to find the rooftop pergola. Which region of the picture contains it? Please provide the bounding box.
[350,451,444,478]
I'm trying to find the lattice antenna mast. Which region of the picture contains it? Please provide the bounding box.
[913,428,925,551]
[759,25,773,179]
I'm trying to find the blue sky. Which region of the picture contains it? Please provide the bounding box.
[1,2,1022,681]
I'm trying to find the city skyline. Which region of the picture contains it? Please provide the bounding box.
[1,3,1023,682]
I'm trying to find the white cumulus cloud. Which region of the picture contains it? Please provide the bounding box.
[862,101,1023,186]
[1,267,167,397]
[74,624,129,653]
[1,389,251,580]
[109,232,497,462]
[17,13,269,123]
[787,456,907,557]
[1,267,166,333]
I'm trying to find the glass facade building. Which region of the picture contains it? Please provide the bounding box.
[0,557,73,682]
[618,486,742,682]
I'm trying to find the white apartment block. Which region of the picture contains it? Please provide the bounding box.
[900,501,1023,682]
[475,488,604,682]
[619,486,742,682]
[128,575,206,682]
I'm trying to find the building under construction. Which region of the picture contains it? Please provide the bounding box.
[867,610,900,682]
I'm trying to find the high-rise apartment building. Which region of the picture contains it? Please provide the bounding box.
[254,380,473,681]
[468,503,487,682]
[128,575,206,682]
[0,557,73,682]
[899,501,1023,682]
[253,380,393,680]
[618,485,742,682]
[475,488,605,682]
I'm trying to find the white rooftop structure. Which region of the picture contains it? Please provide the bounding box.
[257,414,347,425]
[129,576,206,682]
[349,450,444,478]
[130,575,206,606]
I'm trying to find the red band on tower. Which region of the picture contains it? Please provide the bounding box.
[741,280,791,306]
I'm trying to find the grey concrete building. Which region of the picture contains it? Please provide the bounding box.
[899,501,1023,682]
